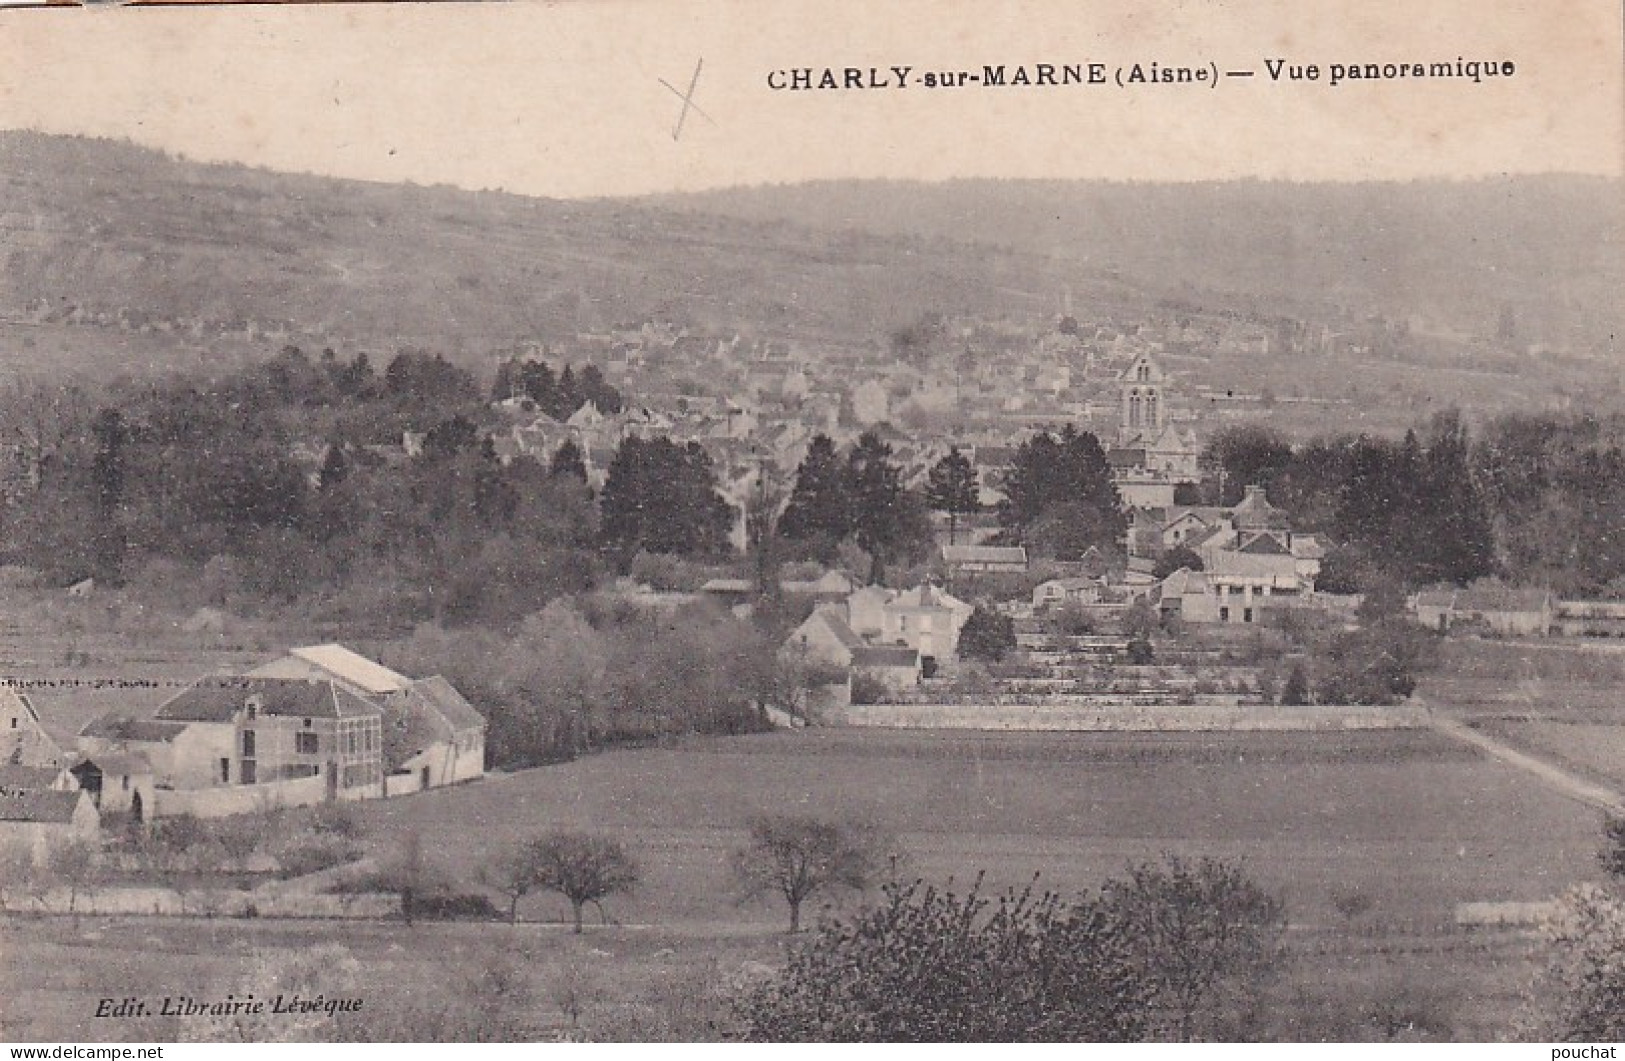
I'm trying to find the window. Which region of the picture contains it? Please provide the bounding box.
[8,717,15,729]
[1219,607,1230,622]
[220,758,230,783]
[241,730,256,757]
[296,731,319,755]
[1243,608,1254,623]
[242,760,257,785]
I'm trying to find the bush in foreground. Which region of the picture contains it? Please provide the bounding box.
[739,854,1288,1042]
[735,875,1149,1042]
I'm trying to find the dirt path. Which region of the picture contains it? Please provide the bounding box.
[1429,714,1625,816]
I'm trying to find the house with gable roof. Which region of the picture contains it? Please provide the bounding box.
[78,713,221,794]
[68,752,155,821]
[880,584,975,663]
[0,779,98,867]
[781,603,923,699]
[250,644,486,790]
[1,687,65,769]
[387,675,487,791]
[1413,582,1554,637]
[783,605,867,670]
[154,676,385,800]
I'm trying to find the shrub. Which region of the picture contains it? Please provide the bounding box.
[276,835,361,880]
[1600,815,1625,882]
[1052,601,1096,637]
[411,892,502,921]
[737,875,1149,1041]
[1525,884,1625,1040]
[1279,664,1311,706]
[957,605,1016,663]
[849,671,887,706]
[308,802,364,840]
[1100,855,1288,1042]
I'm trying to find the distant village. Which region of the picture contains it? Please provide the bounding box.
[4,301,1621,870]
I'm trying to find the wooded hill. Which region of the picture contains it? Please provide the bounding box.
[0,131,1618,414]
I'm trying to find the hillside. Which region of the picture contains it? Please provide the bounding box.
[0,132,1619,425]
[659,177,1625,356]
[0,132,1151,369]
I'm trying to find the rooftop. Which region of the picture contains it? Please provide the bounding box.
[287,644,413,695]
[156,677,380,723]
[0,787,84,824]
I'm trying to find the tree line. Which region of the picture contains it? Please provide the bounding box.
[1201,409,1625,597]
[1,348,737,629]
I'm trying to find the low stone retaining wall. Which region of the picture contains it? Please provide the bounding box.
[835,703,1430,731]
[16,884,398,919]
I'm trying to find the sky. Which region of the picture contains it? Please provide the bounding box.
[0,0,1620,199]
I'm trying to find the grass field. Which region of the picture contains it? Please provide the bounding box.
[0,910,1554,1042]
[347,728,1607,930]
[1419,638,1625,721]
[1476,720,1625,791]
[3,725,1605,1042]
[1,726,1610,1041]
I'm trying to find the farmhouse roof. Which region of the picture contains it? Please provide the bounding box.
[1204,551,1300,580]
[1231,485,1288,530]
[700,578,754,595]
[1038,576,1103,592]
[79,714,188,743]
[402,676,485,734]
[156,677,380,723]
[1160,567,1211,597]
[285,644,413,695]
[891,584,966,612]
[1237,532,1291,555]
[1164,507,1229,529]
[851,645,920,669]
[0,787,83,824]
[75,751,152,779]
[798,607,865,652]
[0,764,63,791]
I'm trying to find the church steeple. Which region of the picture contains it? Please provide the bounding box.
[1119,354,1166,444]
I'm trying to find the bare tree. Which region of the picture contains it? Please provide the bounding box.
[478,843,543,925]
[386,828,428,927]
[529,832,639,933]
[731,813,899,932]
[0,843,35,914]
[48,837,103,927]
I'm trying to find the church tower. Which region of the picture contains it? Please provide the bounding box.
[1119,354,1166,444]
